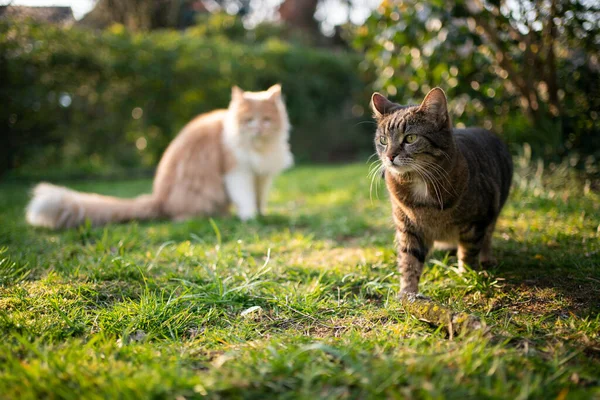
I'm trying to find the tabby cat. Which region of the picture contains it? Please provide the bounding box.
[370,87,513,295]
[26,84,293,229]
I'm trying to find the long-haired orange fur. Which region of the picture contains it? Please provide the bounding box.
[26,84,292,229]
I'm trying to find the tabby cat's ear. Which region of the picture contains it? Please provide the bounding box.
[371,93,397,119]
[419,87,449,126]
[232,86,244,101]
[267,84,282,100]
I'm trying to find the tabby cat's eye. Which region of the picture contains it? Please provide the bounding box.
[405,134,417,144]
[379,136,388,146]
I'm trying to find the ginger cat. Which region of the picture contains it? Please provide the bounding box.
[26,84,293,229]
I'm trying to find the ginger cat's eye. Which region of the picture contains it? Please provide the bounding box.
[379,136,388,146]
[405,134,417,144]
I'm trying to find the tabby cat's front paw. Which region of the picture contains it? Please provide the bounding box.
[399,290,430,302]
[399,280,420,297]
[399,287,418,298]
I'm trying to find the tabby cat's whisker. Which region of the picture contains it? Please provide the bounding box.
[368,162,384,202]
[417,159,458,196]
[410,162,442,208]
[354,120,378,128]
[366,153,379,163]
[411,163,444,209]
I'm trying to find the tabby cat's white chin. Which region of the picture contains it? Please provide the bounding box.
[386,164,412,176]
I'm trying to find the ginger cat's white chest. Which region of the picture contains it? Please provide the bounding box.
[247,144,293,175]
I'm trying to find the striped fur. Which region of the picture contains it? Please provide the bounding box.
[371,88,513,295]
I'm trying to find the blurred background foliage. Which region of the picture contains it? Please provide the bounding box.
[0,14,371,177]
[354,0,600,162]
[0,0,598,180]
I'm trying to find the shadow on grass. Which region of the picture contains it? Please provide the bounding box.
[426,242,599,319]
[494,243,600,315]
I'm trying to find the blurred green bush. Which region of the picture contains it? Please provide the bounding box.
[0,18,373,177]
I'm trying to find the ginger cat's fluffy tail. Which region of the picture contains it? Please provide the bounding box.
[26,183,161,229]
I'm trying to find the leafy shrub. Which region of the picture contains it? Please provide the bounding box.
[353,0,600,161]
[0,20,373,177]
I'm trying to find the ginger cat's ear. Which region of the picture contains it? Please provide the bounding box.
[371,92,397,119]
[267,84,282,99]
[232,86,244,101]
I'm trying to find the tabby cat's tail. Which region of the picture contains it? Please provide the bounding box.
[26,183,161,229]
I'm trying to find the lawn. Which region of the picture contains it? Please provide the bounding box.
[0,163,599,399]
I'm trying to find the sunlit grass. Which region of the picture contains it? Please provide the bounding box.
[1,163,599,398]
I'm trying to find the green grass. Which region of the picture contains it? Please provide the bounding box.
[0,163,599,399]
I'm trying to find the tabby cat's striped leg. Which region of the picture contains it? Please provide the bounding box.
[396,228,430,295]
[457,223,488,272]
[479,220,498,267]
